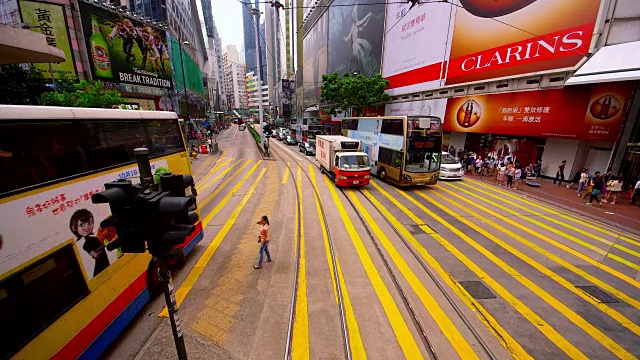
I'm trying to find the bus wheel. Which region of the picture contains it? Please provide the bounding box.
[378,168,387,180]
[147,257,163,298]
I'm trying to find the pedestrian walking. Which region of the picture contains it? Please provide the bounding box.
[605,177,623,204]
[207,137,213,153]
[254,215,272,269]
[496,163,505,185]
[601,170,613,202]
[586,171,603,206]
[554,160,567,186]
[577,169,589,197]
[513,165,522,189]
[632,176,640,206]
[534,160,542,177]
[506,162,515,188]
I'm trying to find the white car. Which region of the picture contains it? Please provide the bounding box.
[439,152,464,180]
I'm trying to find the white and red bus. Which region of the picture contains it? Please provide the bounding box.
[0,106,203,359]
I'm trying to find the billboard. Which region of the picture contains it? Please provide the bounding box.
[0,0,19,26]
[442,82,635,141]
[382,2,453,94]
[282,79,293,117]
[302,11,327,105]
[328,0,385,77]
[385,98,448,119]
[78,1,173,90]
[446,0,602,85]
[20,0,76,77]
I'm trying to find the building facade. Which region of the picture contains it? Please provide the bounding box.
[242,0,267,86]
[301,0,640,186]
[247,71,269,111]
[223,45,248,109]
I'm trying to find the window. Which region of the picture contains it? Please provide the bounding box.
[0,244,89,359]
[341,119,358,130]
[378,147,403,169]
[0,119,184,196]
[380,119,404,136]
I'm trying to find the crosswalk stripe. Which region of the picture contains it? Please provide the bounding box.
[450,182,640,273]
[429,188,640,352]
[362,186,532,359]
[324,177,424,359]
[346,190,479,359]
[379,183,588,359]
[441,183,640,311]
[465,178,640,245]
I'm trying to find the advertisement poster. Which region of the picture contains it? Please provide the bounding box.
[328,0,385,77]
[0,0,20,26]
[302,11,327,105]
[0,160,168,283]
[78,1,173,90]
[20,1,76,76]
[382,1,454,94]
[443,82,634,141]
[446,0,602,85]
[385,98,448,119]
[282,79,292,116]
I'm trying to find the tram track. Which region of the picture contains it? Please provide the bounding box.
[270,138,498,360]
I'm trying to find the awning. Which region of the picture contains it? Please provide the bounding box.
[0,25,66,64]
[566,41,640,86]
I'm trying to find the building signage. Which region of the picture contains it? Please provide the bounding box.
[443,82,635,141]
[78,1,173,90]
[385,98,448,119]
[20,0,76,76]
[0,0,19,26]
[119,83,167,96]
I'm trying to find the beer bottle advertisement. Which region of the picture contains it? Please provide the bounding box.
[78,2,174,91]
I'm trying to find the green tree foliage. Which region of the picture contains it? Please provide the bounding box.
[40,80,125,108]
[320,72,390,115]
[0,65,50,105]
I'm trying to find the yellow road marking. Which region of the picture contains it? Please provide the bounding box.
[444,182,640,307]
[308,165,338,303]
[202,161,263,226]
[195,151,228,187]
[308,165,366,358]
[197,157,235,186]
[323,177,423,359]
[198,159,251,209]
[282,162,291,184]
[159,168,266,317]
[376,182,587,359]
[198,158,244,195]
[460,181,640,257]
[450,182,640,273]
[427,189,638,356]
[361,187,531,359]
[292,166,309,359]
[465,178,640,246]
[346,190,479,359]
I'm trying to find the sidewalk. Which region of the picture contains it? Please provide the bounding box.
[466,173,640,235]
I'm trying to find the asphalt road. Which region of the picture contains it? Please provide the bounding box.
[104,125,640,360]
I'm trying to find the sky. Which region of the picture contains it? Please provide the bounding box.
[209,0,267,51]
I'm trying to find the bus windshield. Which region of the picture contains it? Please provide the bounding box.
[405,117,441,173]
[339,155,370,170]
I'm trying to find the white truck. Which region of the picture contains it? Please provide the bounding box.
[316,135,371,187]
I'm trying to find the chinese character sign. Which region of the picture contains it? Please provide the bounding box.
[19,0,76,77]
[443,82,634,141]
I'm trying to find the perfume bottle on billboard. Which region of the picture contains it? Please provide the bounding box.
[90,15,113,79]
[463,102,473,127]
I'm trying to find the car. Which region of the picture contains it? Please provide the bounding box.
[278,130,289,141]
[239,124,246,131]
[299,139,316,155]
[284,135,297,145]
[439,152,464,180]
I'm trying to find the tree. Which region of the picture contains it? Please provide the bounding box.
[40,80,125,108]
[320,72,390,116]
[0,65,50,105]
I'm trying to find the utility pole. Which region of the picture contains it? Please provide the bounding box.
[272,1,283,125]
[250,6,266,154]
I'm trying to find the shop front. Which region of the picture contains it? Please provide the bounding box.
[386,81,636,180]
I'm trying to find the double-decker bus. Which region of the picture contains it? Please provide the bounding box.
[290,117,322,143]
[0,106,204,359]
[341,116,442,186]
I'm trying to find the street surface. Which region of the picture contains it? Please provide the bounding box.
[104,125,640,360]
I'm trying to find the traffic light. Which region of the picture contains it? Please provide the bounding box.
[91,179,146,253]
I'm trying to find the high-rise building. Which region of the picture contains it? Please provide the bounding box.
[201,0,226,111]
[242,1,267,86]
[223,45,247,109]
[246,71,269,110]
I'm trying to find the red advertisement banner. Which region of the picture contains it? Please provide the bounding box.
[443,82,635,141]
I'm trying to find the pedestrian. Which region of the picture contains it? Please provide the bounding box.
[254,215,272,269]
[554,160,567,186]
[506,161,515,188]
[605,177,623,204]
[601,170,613,202]
[190,145,198,160]
[632,176,640,206]
[577,169,589,197]
[207,137,213,153]
[513,165,522,189]
[475,157,484,175]
[496,163,505,185]
[534,160,542,177]
[586,171,603,206]
[449,145,456,157]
